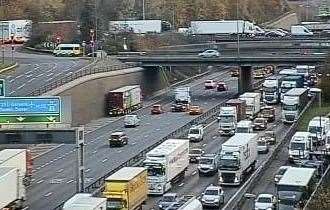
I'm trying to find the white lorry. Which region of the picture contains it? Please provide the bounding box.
[144,139,189,195]
[189,20,256,36]
[291,25,314,36]
[174,87,191,105]
[262,75,284,104]
[0,167,24,209]
[282,88,309,124]
[218,107,237,136]
[63,193,107,210]
[288,132,313,163]
[109,20,163,34]
[307,116,330,145]
[167,195,202,210]
[239,92,261,119]
[236,120,253,133]
[218,133,258,186]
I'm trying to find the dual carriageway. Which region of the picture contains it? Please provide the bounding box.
[1,40,329,209]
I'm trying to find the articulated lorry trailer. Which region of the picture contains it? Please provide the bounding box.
[282,88,309,123]
[218,133,258,186]
[106,85,142,116]
[103,167,147,210]
[144,139,189,195]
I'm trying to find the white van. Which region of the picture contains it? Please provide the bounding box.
[291,25,313,36]
[326,131,330,151]
[236,120,253,133]
[288,132,313,163]
[53,44,82,57]
[188,125,204,142]
[307,116,330,145]
[124,114,140,127]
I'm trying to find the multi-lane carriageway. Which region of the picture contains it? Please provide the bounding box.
[27,67,240,209]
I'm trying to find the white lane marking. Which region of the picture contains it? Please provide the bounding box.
[102,158,108,163]
[85,168,91,173]
[117,150,122,153]
[57,169,64,173]
[16,74,23,79]
[66,179,74,184]
[192,171,197,176]
[17,84,25,90]
[46,77,53,82]
[39,73,44,77]
[27,78,36,83]
[9,90,16,95]
[44,192,52,197]
[92,150,97,154]
[202,144,207,147]
[36,179,44,184]
[46,73,54,77]
[26,74,33,78]
[9,79,14,83]
[25,70,32,75]
[6,75,12,79]
[178,183,184,187]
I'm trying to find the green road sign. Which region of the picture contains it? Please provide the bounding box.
[0,97,61,124]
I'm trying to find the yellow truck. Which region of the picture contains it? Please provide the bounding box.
[103,167,147,210]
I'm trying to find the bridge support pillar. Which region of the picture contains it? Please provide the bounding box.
[238,65,252,94]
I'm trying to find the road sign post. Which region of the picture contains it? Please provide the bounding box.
[0,79,5,97]
[0,97,61,124]
[76,126,85,193]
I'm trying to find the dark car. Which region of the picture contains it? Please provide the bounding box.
[151,104,164,114]
[217,82,228,92]
[171,103,188,112]
[109,131,128,147]
[253,117,268,130]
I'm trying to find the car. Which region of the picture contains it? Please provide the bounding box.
[230,69,239,77]
[151,104,164,114]
[109,131,128,147]
[261,131,276,145]
[217,82,228,92]
[274,166,291,183]
[158,193,179,210]
[254,193,277,210]
[253,117,268,130]
[189,105,203,115]
[201,184,225,208]
[204,80,217,89]
[189,148,204,163]
[198,154,219,175]
[171,103,188,112]
[198,49,220,58]
[276,28,290,36]
[257,138,269,154]
[265,30,286,37]
[124,114,140,127]
[259,106,276,122]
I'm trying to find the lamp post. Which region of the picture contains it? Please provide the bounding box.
[0,0,4,64]
[236,0,240,59]
[142,0,146,20]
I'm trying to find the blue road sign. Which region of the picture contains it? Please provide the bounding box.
[0,97,60,116]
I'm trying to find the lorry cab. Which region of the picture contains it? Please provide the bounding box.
[124,114,140,127]
[307,117,330,145]
[236,120,253,133]
[198,154,220,176]
[288,132,312,163]
[188,125,204,142]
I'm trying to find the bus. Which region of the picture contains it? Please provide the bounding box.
[53,44,82,57]
[277,167,317,209]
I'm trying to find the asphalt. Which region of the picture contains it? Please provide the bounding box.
[26,68,239,210]
[0,46,89,96]
[143,104,291,210]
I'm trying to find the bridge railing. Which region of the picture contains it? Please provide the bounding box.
[28,62,138,96]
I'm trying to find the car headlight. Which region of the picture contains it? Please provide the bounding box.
[214,198,220,203]
[219,176,223,183]
[157,184,162,190]
[234,176,239,183]
[274,177,279,182]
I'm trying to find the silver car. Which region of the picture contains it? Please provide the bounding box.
[201,185,225,208]
[198,49,220,58]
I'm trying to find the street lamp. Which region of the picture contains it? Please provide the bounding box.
[142,0,146,20]
[236,0,240,59]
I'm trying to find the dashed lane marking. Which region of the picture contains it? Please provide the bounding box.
[44,192,52,197]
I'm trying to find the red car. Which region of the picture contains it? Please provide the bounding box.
[217,82,228,92]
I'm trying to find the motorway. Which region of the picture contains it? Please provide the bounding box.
[26,68,239,209]
[0,46,89,96]
[142,105,290,210]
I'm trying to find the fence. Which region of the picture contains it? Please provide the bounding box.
[28,63,138,96]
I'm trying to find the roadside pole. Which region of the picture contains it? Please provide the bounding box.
[76,126,85,193]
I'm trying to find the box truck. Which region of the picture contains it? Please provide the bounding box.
[103,167,147,210]
[0,149,32,186]
[307,116,330,145]
[106,85,142,116]
[262,75,284,104]
[0,167,24,209]
[282,88,309,123]
[218,107,237,136]
[288,132,313,163]
[218,133,258,186]
[144,139,189,195]
[280,75,305,102]
[239,92,261,119]
[63,193,106,210]
[225,99,246,121]
[189,20,256,36]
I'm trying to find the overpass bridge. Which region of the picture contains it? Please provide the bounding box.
[118,54,327,93]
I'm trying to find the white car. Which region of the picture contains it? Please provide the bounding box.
[257,139,269,154]
[201,185,224,208]
[124,114,140,127]
[254,194,277,210]
[204,80,217,89]
[265,30,286,37]
[198,49,220,58]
